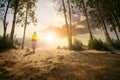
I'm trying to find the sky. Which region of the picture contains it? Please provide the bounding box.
[0,0,118,48]
[0,0,65,36]
[18,0,65,37]
[0,0,69,48]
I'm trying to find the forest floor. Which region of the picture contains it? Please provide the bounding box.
[0,48,120,80]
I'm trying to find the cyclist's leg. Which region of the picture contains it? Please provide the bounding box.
[33,41,35,53]
[32,40,35,53]
[33,41,36,53]
[34,41,37,53]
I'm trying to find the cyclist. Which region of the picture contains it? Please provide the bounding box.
[31,32,38,53]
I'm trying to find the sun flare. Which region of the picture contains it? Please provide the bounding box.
[44,32,57,43]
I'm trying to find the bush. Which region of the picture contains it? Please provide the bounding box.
[88,38,108,50]
[110,39,120,49]
[0,35,12,51]
[88,38,120,50]
[114,40,120,49]
[14,39,21,49]
[72,38,83,50]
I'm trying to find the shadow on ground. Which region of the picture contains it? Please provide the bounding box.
[0,49,120,80]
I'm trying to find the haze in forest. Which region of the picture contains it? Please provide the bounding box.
[0,0,120,49]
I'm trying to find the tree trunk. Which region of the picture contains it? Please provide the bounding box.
[112,12,120,32]
[10,0,20,46]
[82,0,93,40]
[3,0,10,38]
[68,0,72,49]
[96,0,112,42]
[22,25,27,49]
[95,14,108,39]
[22,2,28,49]
[110,19,120,40]
[112,25,120,40]
[62,0,71,49]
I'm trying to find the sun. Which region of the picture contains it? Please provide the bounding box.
[44,31,57,43]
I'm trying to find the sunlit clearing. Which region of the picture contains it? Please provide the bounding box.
[44,32,57,43]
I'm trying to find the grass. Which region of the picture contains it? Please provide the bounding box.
[0,49,120,80]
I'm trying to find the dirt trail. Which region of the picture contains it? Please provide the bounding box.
[0,49,120,80]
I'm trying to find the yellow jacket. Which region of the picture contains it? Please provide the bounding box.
[31,33,38,40]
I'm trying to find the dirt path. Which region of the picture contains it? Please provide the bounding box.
[0,49,120,80]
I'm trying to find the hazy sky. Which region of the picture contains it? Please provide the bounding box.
[0,0,65,37]
[1,0,118,47]
[0,0,70,47]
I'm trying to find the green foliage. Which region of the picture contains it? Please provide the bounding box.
[72,38,83,50]
[0,35,12,51]
[113,40,120,49]
[88,38,108,50]
[88,38,120,50]
[107,39,120,49]
[14,39,21,49]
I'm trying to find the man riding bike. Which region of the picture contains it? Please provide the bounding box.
[31,32,38,53]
